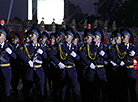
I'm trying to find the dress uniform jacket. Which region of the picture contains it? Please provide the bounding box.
[0,42,16,96]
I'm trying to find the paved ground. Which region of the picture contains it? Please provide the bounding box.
[10,71,138,102]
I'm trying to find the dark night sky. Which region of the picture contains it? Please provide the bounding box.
[0,0,98,20]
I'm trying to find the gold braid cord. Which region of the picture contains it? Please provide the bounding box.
[59,44,68,60]
[116,45,127,59]
[24,45,34,59]
[87,44,96,60]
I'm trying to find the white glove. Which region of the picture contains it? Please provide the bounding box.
[104,61,108,65]
[58,62,65,69]
[37,48,43,54]
[99,50,105,56]
[89,63,95,69]
[110,61,117,66]
[70,51,77,58]
[5,47,12,54]
[28,60,34,68]
[129,50,135,56]
[120,61,125,66]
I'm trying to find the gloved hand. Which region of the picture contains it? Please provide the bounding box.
[5,47,12,54]
[120,61,125,66]
[28,60,34,68]
[99,50,105,56]
[58,62,65,69]
[89,63,95,69]
[37,48,43,54]
[104,61,108,65]
[129,50,135,56]
[110,61,117,66]
[70,51,77,57]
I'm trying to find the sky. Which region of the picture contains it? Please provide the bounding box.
[0,0,98,20]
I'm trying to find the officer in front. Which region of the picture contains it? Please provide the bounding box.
[49,25,80,102]
[0,25,17,102]
[16,25,47,102]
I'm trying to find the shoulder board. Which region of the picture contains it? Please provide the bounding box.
[58,42,63,45]
[24,43,29,46]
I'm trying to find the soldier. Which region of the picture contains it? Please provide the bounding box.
[16,25,47,102]
[83,19,87,30]
[106,30,121,102]
[39,17,45,32]
[93,19,98,29]
[0,25,17,102]
[10,32,22,99]
[92,27,109,102]
[109,28,138,102]
[71,19,76,31]
[52,18,56,33]
[49,25,80,102]
[112,21,116,32]
[103,20,108,32]
[62,18,66,29]
[120,28,137,102]
[79,28,94,102]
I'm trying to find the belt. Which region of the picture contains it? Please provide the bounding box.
[65,64,75,68]
[95,65,104,68]
[34,65,42,68]
[127,65,134,69]
[0,63,10,67]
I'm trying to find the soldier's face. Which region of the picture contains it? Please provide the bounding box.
[14,38,19,44]
[65,34,73,42]
[115,36,121,44]
[122,35,130,44]
[93,35,100,43]
[51,38,55,44]
[86,35,92,43]
[31,34,37,41]
[110,38,115,44]
[42,37,47,43]
[0,33,6,43]
[72,38,78,45]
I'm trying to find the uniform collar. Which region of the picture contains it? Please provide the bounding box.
[0,42,5,48]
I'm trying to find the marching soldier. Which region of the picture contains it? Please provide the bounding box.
[106,30,121,102]
[80,27,109,102]
[109,28,138,102]
[10,32,22,99]
[16,25,47,102]
[49,25,80,102]
[79,28,94,102]
[0,25,17,102]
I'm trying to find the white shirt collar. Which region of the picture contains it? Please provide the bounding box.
[0,42,5,48]
[67,43,71,50]
[96,43,100,47]
[125,43,129,49]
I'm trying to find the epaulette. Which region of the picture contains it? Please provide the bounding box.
[58,42,63,45]
[24,43,29,46]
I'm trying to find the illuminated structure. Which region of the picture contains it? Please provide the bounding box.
[28,0,64,24]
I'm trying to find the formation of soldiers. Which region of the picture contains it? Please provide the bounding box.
[0,23,137,102]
